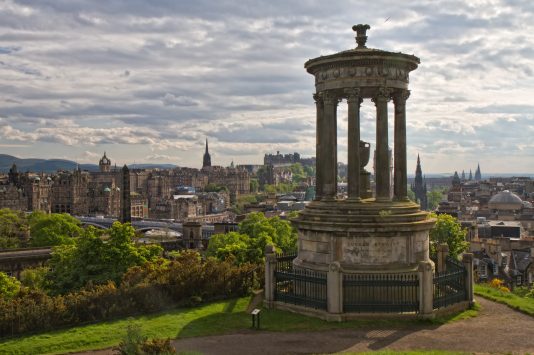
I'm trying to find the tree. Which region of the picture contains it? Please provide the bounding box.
[289,163,306,183]
[29,212,82,247]
[0,208,28,249]
[249,178,259,193]
[204,183,229,193]
[429,213,469,259]
[207,212,298,264]
[206,232,252,264]
[427,189,445,210]
[0,271,21,299]
[20,267,49,290]
[47,222,162,294]
[239,212,297,253]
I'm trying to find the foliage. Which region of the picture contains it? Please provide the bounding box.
[475,283,534,316]
[429,213,469,259]
[427,189,445,210]
[0,294,478,354]
[204,183,229,193]
[116,322,145,355]
[0,208,27,249]
[207,213,297,264]
[407,188,416,202]
[249,178,259,193]
[0,251,259,337]
[207,232,252,264]
[289,163,306,183]
[20,267,49,291]
[29,212,82,247]
[47,222,163,294]
[0,272,21,299]
[115,321,176,355]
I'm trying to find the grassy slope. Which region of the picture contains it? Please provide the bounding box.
[0,297,479,355]
[475,284,534,316]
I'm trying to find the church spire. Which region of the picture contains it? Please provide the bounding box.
[411,154,428,210]
[202,138,211,168]
[474,163,481,181]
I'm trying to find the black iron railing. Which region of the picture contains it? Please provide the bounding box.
[343,273,419,313]
[274,267,327,310]
[433,256,467,309]
[275,252,297,272]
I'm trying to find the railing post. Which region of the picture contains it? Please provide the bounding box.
[437,243,449,273]
[327,262,342,314]
[418,260,434,318]
[264,245,276,309]
[462,253,475,305]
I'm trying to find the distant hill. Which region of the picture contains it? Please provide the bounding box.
[0,154,176,173]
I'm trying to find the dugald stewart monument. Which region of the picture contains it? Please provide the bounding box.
[265,24,474,320]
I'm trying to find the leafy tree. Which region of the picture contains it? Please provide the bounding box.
[207,212,297,264]
[289,163,306,183]
[204,183,229,193]
[29,212,82,247]
[264,184,277,194]
[0,271,21,299]
[20,266,49,290]
[206,232,251,264]
[429,213,469,259]
[427,189,445,210]
[407,188,416,202]
[249,178,259,193]
[0,208,28,249]
[47,222,162,294]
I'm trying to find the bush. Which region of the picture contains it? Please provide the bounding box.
[0,251,261,338]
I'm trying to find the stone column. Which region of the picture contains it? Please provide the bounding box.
[264,245,277,308]
[322,91,338,201]
[346,88,362,202]
[372,87,391,202]
[462,253,475,305]
[418,260,434,318]
[327,262,342,314]
[314,93,324,201]
[393,90,410,201]
[437,243,449,273]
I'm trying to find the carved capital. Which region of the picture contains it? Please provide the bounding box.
[313,92,323,104]
[344,88,362,105]
[329,261,341,272]
[322,91,338,105]
[392,89,410,105]
[371,87,392,105]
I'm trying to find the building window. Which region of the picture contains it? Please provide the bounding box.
[479,264,487,278]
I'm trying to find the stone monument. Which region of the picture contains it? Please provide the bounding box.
[265,24,473,320]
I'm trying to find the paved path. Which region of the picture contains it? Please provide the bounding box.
[79,298,534,354]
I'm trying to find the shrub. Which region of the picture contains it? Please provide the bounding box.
[490,278,504,289]
[0,252,261,338]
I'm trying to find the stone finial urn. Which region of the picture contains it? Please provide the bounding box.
[359,140,370,169]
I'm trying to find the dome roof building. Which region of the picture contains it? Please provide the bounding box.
[488,190,523,211]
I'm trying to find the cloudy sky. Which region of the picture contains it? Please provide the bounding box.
[0,0,532,174]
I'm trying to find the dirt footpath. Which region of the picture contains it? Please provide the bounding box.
[171,298,534,354]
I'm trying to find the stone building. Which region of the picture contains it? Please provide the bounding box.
[411,154,428,210]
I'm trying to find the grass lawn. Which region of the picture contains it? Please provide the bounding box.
[0,296,479,355]
[475,283,534,316]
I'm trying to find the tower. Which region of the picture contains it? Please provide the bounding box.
[461,170,465,181]
[474,163,481,181]
[120,164,131,224]
[99,152,111,173]
[468,169,473,181]
[202,138,211,168]
[411,154,428,210]
[8,163,19,187]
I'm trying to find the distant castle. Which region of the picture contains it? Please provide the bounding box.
[264,151,315,167]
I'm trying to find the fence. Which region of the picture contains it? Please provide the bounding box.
[343,273,419,313]
[433,256,467,309]
[273,253,327,310]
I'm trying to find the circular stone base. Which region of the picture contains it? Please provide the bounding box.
[292,199,435,272]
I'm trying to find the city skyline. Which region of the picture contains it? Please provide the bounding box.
[0,1,532,173]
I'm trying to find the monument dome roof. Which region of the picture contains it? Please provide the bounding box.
[488,190,523,210]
